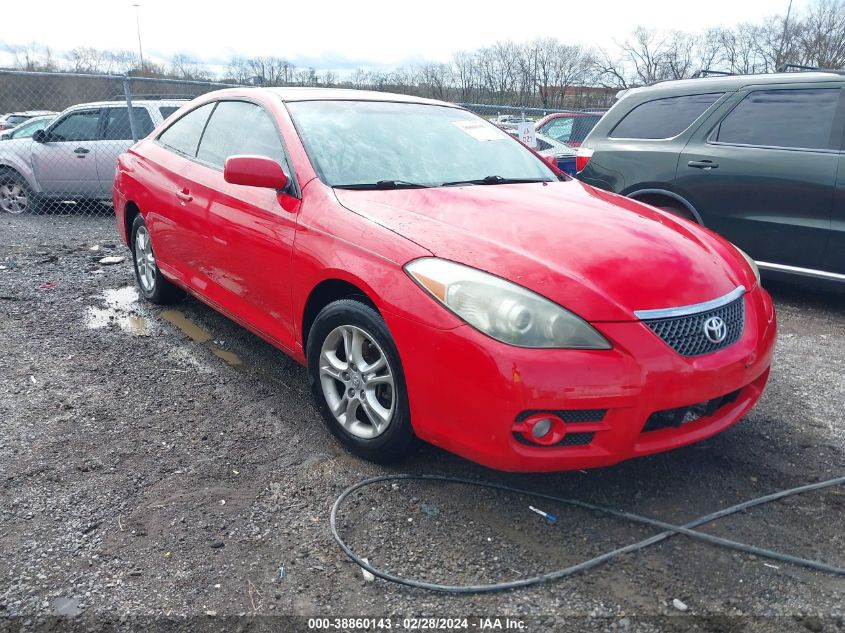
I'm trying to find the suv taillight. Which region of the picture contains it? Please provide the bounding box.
[575,147,594,173]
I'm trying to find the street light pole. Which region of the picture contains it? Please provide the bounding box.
[132,3,144,72]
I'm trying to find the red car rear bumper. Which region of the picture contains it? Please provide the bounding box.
[386,286,776,472]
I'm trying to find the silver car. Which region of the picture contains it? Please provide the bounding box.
[0,99,186,214]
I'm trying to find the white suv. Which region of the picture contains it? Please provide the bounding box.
[0,99,187,213]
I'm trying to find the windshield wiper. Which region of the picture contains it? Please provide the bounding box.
[440,175,550,187]
[334,180,431,190]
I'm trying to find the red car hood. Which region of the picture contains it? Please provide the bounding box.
[333,181,748,322]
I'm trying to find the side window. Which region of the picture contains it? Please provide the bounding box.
[102,107,154,140]
[196,101,285,169]
[47,110,101,142]
[715,88,841,150]
[610,93,723,140]
[157,102,215,157]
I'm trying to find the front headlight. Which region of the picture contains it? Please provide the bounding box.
[734,245,761,286]
[405,258,611,349]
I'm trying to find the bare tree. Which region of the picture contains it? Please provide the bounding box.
[6,43,57,71]
[170,54,211,81]
[418,62,451,99]
[797,0,845,68]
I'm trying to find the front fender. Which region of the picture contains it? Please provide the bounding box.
[0,148,40,193]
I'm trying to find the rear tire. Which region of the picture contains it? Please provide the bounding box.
[131,214,185,305]
[0,171,37,214]
[307,299,417,463]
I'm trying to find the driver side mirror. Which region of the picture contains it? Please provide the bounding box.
[33,129,47,143]
[224,155,289,190]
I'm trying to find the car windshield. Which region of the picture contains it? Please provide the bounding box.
[8,117,50,139]
[286,100,556,188]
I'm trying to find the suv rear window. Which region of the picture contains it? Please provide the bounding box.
[610,93,722,139]
[714,88,841,150]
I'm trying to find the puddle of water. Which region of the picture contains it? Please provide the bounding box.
[211,346,243,366]
[160,310,212,343]
[162,310,243,366]
[85,286,152,336]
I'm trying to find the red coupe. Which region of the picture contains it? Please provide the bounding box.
[113,88,776,472]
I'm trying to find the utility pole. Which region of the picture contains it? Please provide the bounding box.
[132,3,144,73]
[777,0,794,70]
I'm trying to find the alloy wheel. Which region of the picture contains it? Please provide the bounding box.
[319,324,396,439]
[0,182,29,214]
[134,225,157,292]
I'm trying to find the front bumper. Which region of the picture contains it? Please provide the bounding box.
[385,286,776,472]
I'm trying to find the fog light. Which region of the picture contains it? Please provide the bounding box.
[514,413,567,447]
[531,417,553,439]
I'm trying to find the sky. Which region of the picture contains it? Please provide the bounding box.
[2,0,805,73]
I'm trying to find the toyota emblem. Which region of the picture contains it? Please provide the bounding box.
[703,316,728,344]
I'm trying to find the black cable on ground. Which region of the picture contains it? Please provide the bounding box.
[330,473,845,594]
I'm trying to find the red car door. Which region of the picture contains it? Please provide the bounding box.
[143,102,217,285]
[182,100,301,350]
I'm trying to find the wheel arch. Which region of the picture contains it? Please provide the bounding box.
[124,200,141,245]
[626,188,703,224]
[301,276,381,353]
[0,162,39,193]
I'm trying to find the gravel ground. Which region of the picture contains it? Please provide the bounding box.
[0,213,843,633]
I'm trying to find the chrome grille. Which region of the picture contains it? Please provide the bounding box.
[640,293,745,357]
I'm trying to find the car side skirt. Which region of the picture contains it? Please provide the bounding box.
[757,261,845,283]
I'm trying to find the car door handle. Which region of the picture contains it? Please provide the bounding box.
[175,188,193,203]
[74,147,90,156]
[687,160,718,170]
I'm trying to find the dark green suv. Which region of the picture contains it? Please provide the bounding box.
[577,71,845,284]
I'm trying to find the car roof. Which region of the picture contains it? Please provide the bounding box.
[197,87,459,108]
[63,99,190,111]
[625,71,845,99]
[6,110,57,116]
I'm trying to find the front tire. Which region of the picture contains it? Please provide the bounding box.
[0,171,36,214]
[131,214,185,305]
[307,299,417,463]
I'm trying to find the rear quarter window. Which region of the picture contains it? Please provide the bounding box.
[610,93,723,139]
[714,88,841,150]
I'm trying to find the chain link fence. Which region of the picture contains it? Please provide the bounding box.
[0,69,602,216]
[0,69,238,216]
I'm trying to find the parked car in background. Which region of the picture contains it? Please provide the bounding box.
[577,70,845,284]
[535,111,603,147]
[0,110,57,132]
[0,114,55,141]
[506,129,578,176]
[0,99,187,213]
[495,114,534,124]
[113,87,774,471]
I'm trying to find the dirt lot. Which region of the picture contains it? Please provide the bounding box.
[1,212,844,633]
